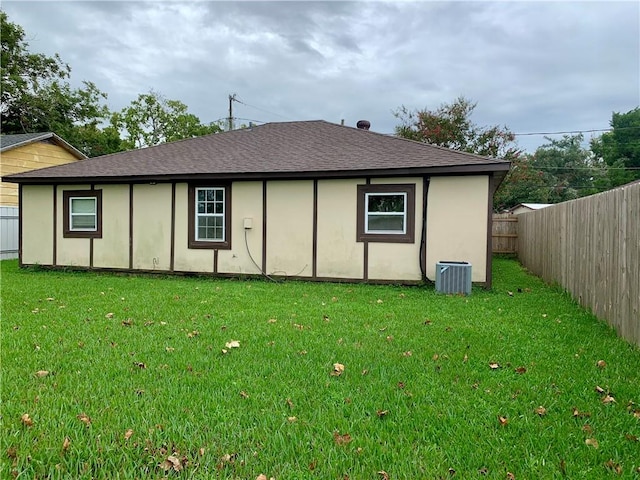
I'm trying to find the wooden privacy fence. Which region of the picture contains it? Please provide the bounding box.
[492,213,518,254]
[518,181,640,346]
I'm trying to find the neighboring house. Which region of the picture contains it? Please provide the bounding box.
[2,121,510,286]
[0,132,87,260]
[507,203,552,215]
[1,132,87,206]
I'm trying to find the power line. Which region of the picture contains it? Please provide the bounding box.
[233,96,291,121]
[514,126,640,136]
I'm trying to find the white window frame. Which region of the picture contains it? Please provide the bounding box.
[69,196,98,232]
[195,187,226,242]
[364,191,407,235]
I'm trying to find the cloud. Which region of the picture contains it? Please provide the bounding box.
[2,0,638,152]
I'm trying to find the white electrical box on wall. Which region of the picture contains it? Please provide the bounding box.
[243,218,253,229]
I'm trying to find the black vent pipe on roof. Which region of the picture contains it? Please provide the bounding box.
[356,120,370,130]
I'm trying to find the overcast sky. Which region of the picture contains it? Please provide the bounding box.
[3,1,639,153]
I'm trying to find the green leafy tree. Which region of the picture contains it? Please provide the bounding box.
[591,107,640,186]
[395,97,523,210]
[394,96,520,159]
[112,91,223,149]
[1,11,124,155]
[493,153,548,211]
[531,134,605,203]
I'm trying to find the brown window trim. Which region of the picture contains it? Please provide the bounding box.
[356,183,415,243]
[188,183,232,250]
[63,190,102,238]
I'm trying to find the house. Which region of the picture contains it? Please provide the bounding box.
[2,121,510,286]
[1,132,86,259]
[507,203,552,215]
[1,132,87,206]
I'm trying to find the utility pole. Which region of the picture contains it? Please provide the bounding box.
[228,93,237,131]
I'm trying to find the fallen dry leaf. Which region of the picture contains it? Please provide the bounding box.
[62,436,71,451]
[376,299,383,304]
[507,473,515,480]
[331,363,345,377]
[159,455,183,472]
[35,370,49,378]
[625,433,639,442]
[333,431,352,445]
[268,318,277,324]
[595,385,605,394]
[515,366,527,374]
[602,395,616,405]
[463,354,468,363]
[403,351,412,357]
[534,406,547,416]
[478,466,489,475]
[573,407,591,418]
[432,354,439,361]
[596,360,607,369]
[21,413,33,427]
[489,362,501,370]
[498,416,509,426]
[124,429,134,440]
[77,413,91,426]
[287,416,297,423]
[376,410,389,418]
[199,447,205,456]
[582,424,593,434]
[239,391,249,399]
[604,459,622,474]
[225,340,240,349]
[585,438,599,449]
[105,312,114,319]
[377,471,390,480]
[286,398,294,409]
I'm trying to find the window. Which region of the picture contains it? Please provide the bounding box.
[357,184,415,243]
[63,190,102,238]
[188,184,231,249]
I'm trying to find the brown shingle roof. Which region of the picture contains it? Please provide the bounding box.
[2,121,509,184]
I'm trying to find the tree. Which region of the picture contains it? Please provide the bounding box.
[493,153,548,211]
[112,91,223,149]
[591,107,640,187]
[394,96,520,159]
[1,11,123,155]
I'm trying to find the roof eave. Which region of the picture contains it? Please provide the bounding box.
[0,132,87,159]
[2,162,510,185]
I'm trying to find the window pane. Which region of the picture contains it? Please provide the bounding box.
[71,198,96,214]
[215,202,223,214]
[206,202,215,214]
[367,214,404,232]
[368,194,404,213]
[71,214,96,230]
[197,190,205,201]
[215,189,224,202]
[206,189,215,201]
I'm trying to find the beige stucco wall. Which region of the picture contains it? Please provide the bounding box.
[93,184,130,269]
[368,177,424,281]
[56,185,91,266]
[173,183,213,273]
[218,181,263,275]
[266,180,313,277]
[19,175,492,284]
[425,175,488,282]
[316,179,365,279]
[132,184,172,270]
[21,185,54,265]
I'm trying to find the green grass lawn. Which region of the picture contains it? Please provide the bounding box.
[1,258,639,479]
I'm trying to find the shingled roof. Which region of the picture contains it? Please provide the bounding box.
[2,121,510,184]
[0,132,87,159]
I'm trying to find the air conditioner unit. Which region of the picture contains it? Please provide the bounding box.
[435,261,472,295]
